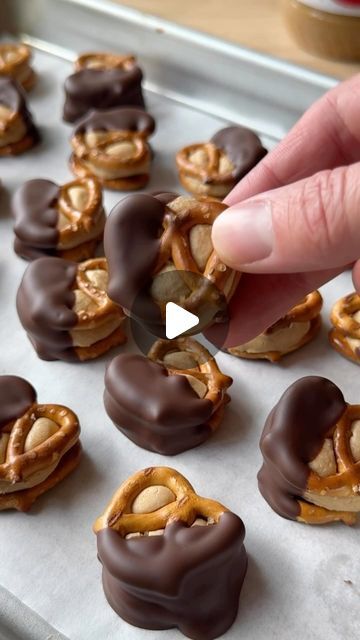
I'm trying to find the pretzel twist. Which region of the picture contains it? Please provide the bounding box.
[267,291,323,333]
[93,467,227,535]
[176,142,234,184]
[0,403,80,485]
[74,258,121,327]
[75,52,136,71]
[0,44,35,90]
[148,337,231,409]
[57,177,103,245]
[153,196,240,308]
[330,293,360,339]
[71,130,149,173]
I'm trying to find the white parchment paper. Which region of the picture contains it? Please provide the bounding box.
[0,49,359,640]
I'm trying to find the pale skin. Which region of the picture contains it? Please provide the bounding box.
[211,74,360,348]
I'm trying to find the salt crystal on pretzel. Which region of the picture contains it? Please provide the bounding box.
[16,256,127,362]
[94,466,247,639]
[229,291,323,362]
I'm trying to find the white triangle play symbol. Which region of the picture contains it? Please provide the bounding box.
[165,302,199,339]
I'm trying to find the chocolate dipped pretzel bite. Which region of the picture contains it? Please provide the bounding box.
[0,77,39,155]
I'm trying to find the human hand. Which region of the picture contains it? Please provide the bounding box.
[211,74,360,348]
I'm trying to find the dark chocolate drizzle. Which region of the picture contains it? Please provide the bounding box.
[0,76,39,144]
[12,179,60,260]
[16,257,78,362]
[97,512,247,639]
[104,353,214,454]
[258,376,347,520]
[73,106,155,136]
[211,126,267,182]
[63,66,145,123]
[0,376,36,431]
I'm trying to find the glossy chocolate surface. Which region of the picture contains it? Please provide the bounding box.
[104,193,174,330]
[73,107,155,136]
[97,511,247,640]
[12,179,60,259]
[104,353,213,454]
[16,257,78,361]
[0,76,39,142]
[258,376,347,520]
[63,66,145,122]
[0,376,36,431]
[211,126,267,181]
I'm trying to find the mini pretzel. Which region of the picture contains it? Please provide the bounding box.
[176,142,235,198]
[298,405,360,525]
[148,337,231,414]
[0,77,38,156]
[329,293,360,364]
[152,196,240,317]
[94,467,227,535]
[0,43,36,91]
[57,177,104,255]
[75,52,136,71]
[229,291,322,362]
[0,403,81,511]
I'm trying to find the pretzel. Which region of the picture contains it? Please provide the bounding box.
[176,142,237,198]
[329,292,360,364]
[75,52,136,72]
[148,337,231,414]
[94,466,228,536]
[228,291,322,362]
[298,404,360,525]
[0,403,81,511]
[150,196,240,321]
[0,77,38,155]
[13,177,105,262]
[0,43,36,91]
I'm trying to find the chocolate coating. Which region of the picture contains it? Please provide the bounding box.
[63,66,145,123]
[0,376,36,431]
[0,76,39,142]
[258,376,347,520]
[73,107,155,136]
[16,257,78,361]
[12,179,60,260]
[104,193,172,330]
[104,353,213,454]
[211,126,267,182]
[97,512,247,640]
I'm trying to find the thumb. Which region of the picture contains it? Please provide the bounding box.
[212,163,360,274]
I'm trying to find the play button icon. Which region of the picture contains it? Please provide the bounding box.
[165,302,199,339]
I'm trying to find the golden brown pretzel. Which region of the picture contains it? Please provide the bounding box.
[329,293,360,364]
[298,404,360,525]
[148,337,232,412]
[0,43,36,90]
[57,176,104,249]
[151,196,240,318]
[176,142,236,198]
[0,106,34,157]
[75,52,136,71]
[74,258,121,327]
[93,466,228,535]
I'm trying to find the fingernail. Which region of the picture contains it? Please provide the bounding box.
[212,199,274,267]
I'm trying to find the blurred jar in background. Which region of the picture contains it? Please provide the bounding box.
[282,0,360,61]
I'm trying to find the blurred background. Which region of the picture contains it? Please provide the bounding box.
[116,0,360,79]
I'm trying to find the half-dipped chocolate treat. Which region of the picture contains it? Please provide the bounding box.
[0,77,39,155]
[13,176,105,261]
[16,256,127,361]
[104,193,240,334]
[258,376,360,525]
[329,292,360,365]
[63,52,145,123]
[0,375,81,511]
[104,337,232,454]
[228,291,323,362]
[69,107,155,190]
[176,126,267,198]
[94,466,247,640]
[0,43,36,91]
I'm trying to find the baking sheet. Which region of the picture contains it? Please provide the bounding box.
[0,47,359,640]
